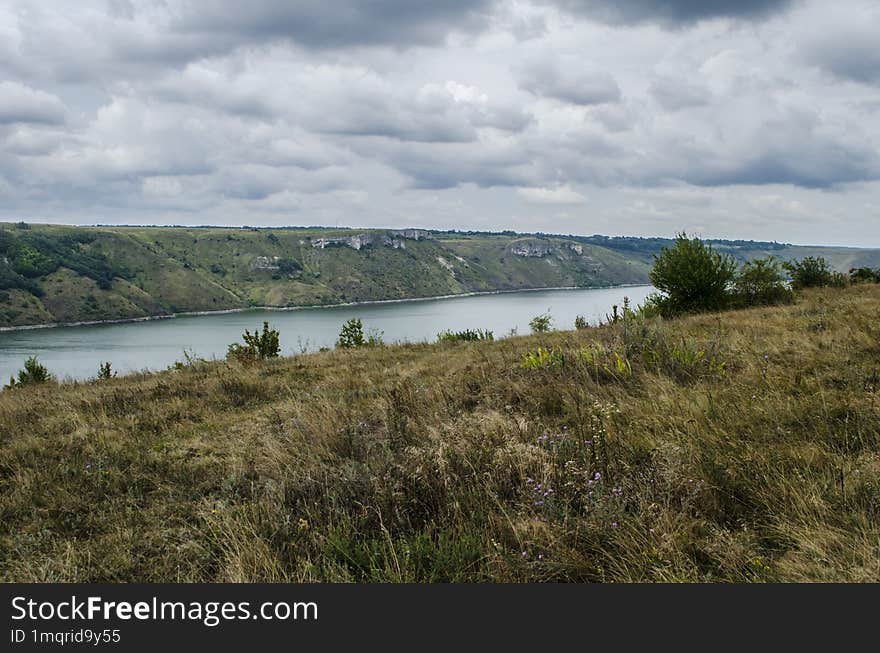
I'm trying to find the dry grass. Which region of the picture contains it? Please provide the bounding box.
[1,285,878,582]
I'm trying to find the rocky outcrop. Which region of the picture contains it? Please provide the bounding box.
[312,233,418,250]
[509,239,554,258]
[249,255,280,270]
[312,232,408,251]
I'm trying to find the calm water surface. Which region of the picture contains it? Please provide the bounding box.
[0,285,654,381]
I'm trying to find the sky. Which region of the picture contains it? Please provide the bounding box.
[0,1,878,246]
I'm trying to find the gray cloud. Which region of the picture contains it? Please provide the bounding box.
[173,0,496,50]
[802,26,880,85]
[519,55,620,105]
[549,0,795,25]
[0,81,67,125]
[649,76,711,111]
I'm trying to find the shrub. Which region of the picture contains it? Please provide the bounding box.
[436,329,494,343]
[649,232,736,316]
[732,256,794,307]
[529,312,553,333]
[849,267,880,284]
[277,258,302,274]
[6,356,52,388]
[337,318,365,348]
[574,315,588,330]
[337,318,384,348]
[97,361,116,380]
[783,256,834,289]
[227,321,280,363]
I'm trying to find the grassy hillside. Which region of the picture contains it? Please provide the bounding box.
[0,223,650,328]
[2,222,877,328]
[1,284,878,582]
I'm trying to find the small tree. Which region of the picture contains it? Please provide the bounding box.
[337,318,366,348]
[649,233,736,316]
[227,321,280,363]
[574,315,589,330]
[6,356,52,389]
[529,312,553,333]
[732,256,793,307]
[97,361,116,380]
[783,257,833,289]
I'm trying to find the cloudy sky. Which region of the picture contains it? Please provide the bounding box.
[1,0,878,246]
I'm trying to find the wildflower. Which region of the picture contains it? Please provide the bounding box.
[612,487,623,497]
[611,522,618,528]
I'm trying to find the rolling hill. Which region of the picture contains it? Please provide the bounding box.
[0,222,878,328]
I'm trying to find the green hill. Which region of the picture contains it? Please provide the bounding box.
[1,222,878,328]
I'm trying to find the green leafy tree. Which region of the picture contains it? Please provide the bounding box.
[337,318,366,348]
[649,233,736,315]
[732,256,793,306]
[6,356,52,389]
[529,312,553,333]
[782,257,834,289]
[227,321,280,363]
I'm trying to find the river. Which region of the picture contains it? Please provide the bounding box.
[0,285,654,382]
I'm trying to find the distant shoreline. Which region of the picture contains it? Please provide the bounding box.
[0,283,653,333]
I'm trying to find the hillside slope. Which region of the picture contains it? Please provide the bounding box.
[1,222,878,328]
[0,224,650,327]
[1,284,878,581]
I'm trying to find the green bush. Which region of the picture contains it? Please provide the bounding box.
[783,257,834,289]
[529,312,553,333]
[97,361,116,380]
[277,258,302,274]
[337,318,384,348]
[574,315,589,330]
[6,356,52,389]
[732,256,794,307]
[227,321,280,363]
[849,267,880,284]
[648,233,736,316]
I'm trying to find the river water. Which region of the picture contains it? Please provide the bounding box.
[0,285,654,382]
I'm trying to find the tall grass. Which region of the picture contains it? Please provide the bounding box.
[1,285,878,582]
